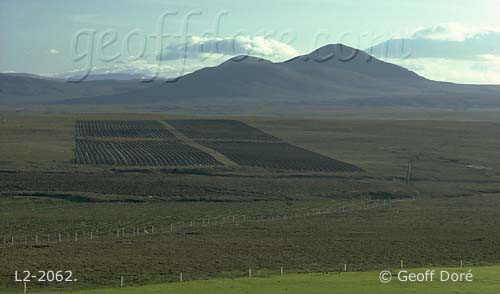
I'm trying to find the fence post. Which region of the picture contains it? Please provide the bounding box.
[344,264,347,272]
[180,272,183,282]
[281,266,284,275]
[400,260,404,269]
[249,269,252,278]
[120,277,124,287]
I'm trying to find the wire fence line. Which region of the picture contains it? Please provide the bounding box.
[0,199,398,249]
[5,256,474,294]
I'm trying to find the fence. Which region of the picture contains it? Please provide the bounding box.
[0,199,398,249]
[9,257,474,294]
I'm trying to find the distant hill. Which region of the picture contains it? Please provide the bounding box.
[3,44,500,108]
[3,73,57,80]
[0,73,154,104]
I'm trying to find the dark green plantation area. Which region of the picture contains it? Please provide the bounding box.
[199,140,360,172]
[1,113,500,292]
[75,120,177,139]
[72,119,359,171]
[73,139,221,166]
[166,119,282,141]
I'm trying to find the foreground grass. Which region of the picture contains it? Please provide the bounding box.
[4,194,500,292]
[46,266,500,294]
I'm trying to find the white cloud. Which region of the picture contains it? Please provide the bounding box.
[386,56,500,84]
[55,35,299,80]
[54,36,299,80]
[411,22,500,42]
[51,57,211,81]
[158,36,299,62]
[368,23,500,84]
[49,49,60,54]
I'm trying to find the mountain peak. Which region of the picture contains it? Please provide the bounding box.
[283,43,367,64]
[222,55,273,65]
[315,43,355,51]
[307,43,371,62]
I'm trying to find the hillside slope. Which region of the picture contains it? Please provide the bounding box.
[0,74,153,104]
[4,44,500,108]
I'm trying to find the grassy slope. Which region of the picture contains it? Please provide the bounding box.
[3,194,500,291]
[45,266,500,294]
[2,113,500,292]
[0,74,153,104]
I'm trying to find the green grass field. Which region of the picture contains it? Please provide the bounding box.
[2,113,500,293]
[39,266,499,294]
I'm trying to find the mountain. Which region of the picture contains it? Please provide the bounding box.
[0,73,155,104]
[62,44,500,108]
[4,44,500,108]
[3,73,57,80]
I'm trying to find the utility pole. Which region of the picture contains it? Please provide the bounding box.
[405,161,413,184]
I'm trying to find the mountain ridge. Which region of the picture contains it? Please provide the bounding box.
[2,44,500,108]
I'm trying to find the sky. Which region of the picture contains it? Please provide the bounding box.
[1,0,500,84]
